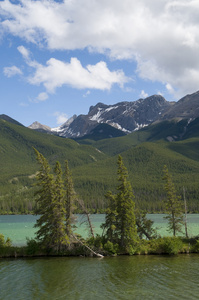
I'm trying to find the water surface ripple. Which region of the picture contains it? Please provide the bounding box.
[0,255,199,300]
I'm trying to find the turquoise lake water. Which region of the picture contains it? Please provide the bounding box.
[0,214,199,246]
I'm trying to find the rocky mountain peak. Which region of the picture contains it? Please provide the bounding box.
[28,121,51,132]
[28,91,199,139]
[50,94,172,138]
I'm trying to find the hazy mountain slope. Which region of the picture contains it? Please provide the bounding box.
[0,114,24,127]
[162,90,199,119]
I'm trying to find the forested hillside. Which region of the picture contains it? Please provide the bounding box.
[0,117,199,214]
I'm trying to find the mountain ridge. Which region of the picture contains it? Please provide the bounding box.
[28,91,199,139]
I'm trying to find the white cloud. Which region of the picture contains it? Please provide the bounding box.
[166,83,175,95]
[16,45,129,93]
[54,112,68,125]
[3,65,22,77]
[1,0,199,97]
[17,45,39,68]
[17,45,30,60]
[140,90,148,99]
[28,57,129,92]
[36,92,49,102]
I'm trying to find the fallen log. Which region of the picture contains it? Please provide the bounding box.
[72,234,104,258]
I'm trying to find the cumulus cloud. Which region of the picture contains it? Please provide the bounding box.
[1,0,199,97]
[54,112,68,125]
[3,65,22,77]
[28,57,129,92]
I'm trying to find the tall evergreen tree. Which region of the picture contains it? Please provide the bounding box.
[64,160,76,239]
[103,155,137,250]
[33,149,68,252]
[116,155,137,249]
[102,191,117,242]
[163,165,184,236]
[53,161,69,251]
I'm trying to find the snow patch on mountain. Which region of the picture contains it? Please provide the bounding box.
[105,106,118,112]
[108,122,131,133]
[89,108,103,122]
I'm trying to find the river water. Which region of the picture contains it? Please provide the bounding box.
[0,215,199,299]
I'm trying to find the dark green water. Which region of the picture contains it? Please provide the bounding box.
[0,255,199,299]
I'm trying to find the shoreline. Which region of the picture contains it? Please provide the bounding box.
[1,236,199,258]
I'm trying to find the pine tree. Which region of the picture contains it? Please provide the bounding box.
[33,149,68,252]
[102,191,117,242]
[103,155,137,250]
[64,160,76,239]
[163,165,184,236]
[53,161,69,251]
[116,155,137,249]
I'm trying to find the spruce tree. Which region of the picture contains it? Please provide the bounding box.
[116,155,137,249]
[163,165,184,236]
[64,160,76,239]
[33,149,68,252]
[53,161,69,251]
[103,155,137,250]
[102,191,117,242]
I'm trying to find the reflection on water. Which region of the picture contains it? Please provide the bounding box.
[0,255,199,300]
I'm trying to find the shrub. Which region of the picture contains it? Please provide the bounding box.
[26,238,41,255]
[0,234,12,247]
[191,239,199,253]
[149,237,183,255]
[103,241,119,254]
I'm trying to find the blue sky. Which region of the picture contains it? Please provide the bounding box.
[1,0,199,128]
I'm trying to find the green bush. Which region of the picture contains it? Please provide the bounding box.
[135,240,149,255]
[26,238,41,255]
[127,245,137,255]
[0,234,12,247]
[103,241,119,254]
[149,237,183,255]
[191,239,199,253]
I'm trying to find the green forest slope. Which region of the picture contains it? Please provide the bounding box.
[0,118,199,213]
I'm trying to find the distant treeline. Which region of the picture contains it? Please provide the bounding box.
[0,179,198,214]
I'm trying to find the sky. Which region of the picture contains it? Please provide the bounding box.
[1,0,199,128]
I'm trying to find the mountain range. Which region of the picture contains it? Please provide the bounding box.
[29,91,199,139]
